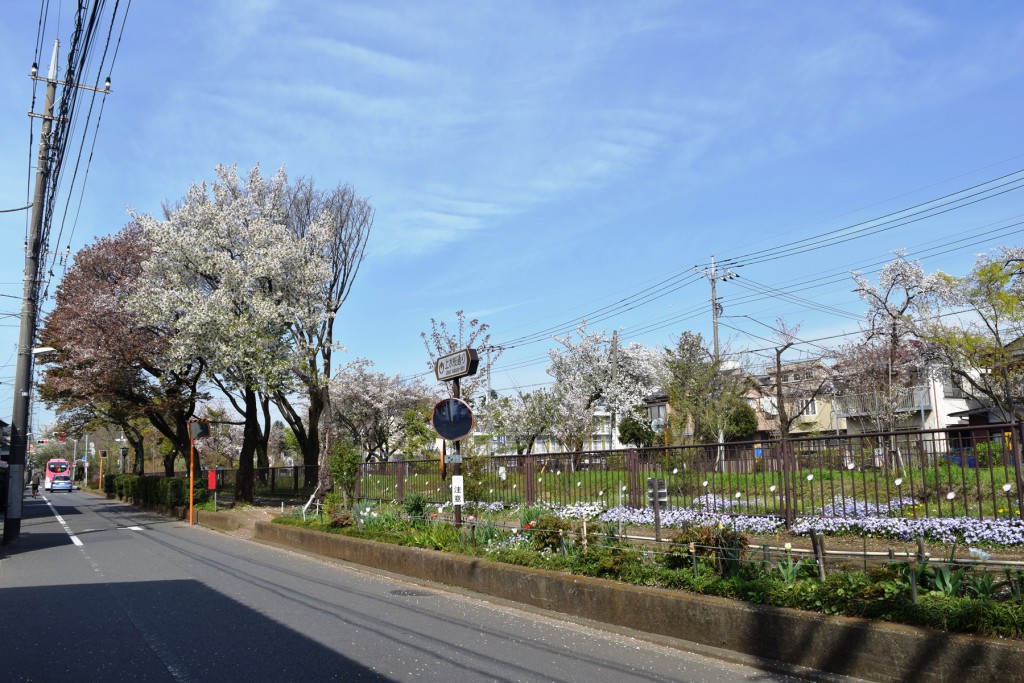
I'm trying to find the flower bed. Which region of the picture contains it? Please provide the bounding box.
[277,503,1024,640]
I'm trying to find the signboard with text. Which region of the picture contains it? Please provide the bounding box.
[434,348,480,381]
[451,475,465,506]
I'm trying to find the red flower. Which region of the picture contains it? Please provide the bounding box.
[523,524,531,530]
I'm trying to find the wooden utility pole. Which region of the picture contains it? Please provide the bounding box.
[4,43,59,544]
[3,41,112,544]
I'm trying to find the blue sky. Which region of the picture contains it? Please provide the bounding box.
[2,1,1024,428]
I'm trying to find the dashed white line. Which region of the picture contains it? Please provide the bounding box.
[43,497,84,546]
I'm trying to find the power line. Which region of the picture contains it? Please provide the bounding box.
[703,168,1024,271]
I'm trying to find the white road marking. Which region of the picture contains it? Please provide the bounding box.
[43,497,84,546]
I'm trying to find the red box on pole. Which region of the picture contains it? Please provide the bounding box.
[208,469,217,491]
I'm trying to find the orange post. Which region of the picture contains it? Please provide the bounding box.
[189,437,195,526]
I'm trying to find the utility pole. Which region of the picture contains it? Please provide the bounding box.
[695,256,737,468]
[695,256,738,363]
[4,42,59,545]
[3,42,111,544]
[485,345,492,456]
[610,330,618,449]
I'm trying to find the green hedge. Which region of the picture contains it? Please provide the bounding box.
[109,474,207,508]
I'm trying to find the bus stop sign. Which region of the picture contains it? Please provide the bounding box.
[432,398,475,441]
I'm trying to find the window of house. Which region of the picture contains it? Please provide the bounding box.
[798,398,817,417]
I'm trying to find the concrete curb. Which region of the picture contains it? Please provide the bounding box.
[255,521,1024,683]
[194,509,242,532]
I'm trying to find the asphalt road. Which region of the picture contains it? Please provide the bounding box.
[1,489,817,683]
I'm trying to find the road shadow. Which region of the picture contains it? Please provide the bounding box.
[0,578,394,681]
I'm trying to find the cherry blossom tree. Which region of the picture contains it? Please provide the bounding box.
[550,381,596,457]
[853,251,941,345]
[194,403,244,468]
[130,164,329,502]
[832,336,925,434]
[486,388,557,455]
[272,177,372,487]
[38,224,203,474]
[327,359,434,461]
[420,310,501,401]
[546,323,662,459]
[844,253,940,467]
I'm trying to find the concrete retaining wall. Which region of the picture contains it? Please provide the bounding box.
[255,521,1024,683]
[195,510,241,532]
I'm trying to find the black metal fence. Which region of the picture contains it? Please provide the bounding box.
[188,423,1024,523]
[186,465,319,499]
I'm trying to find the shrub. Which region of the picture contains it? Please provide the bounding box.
[525,515,572,551]
[161,477,188,507]
[461,454,492,504]
[103,473,116,496]
[974,441,1004,468]
[121,474,140,500]
[402,491,430,521]
[329,511,354,529]
[665,523,749,577]
[323,492,343,516]
[136,476,161,506]
[328,440,362,509]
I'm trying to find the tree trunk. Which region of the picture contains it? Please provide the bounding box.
[129,431,145,475]
[255,395,271,487]
[236,387,260,504]
[274,388,322,490]
[310,386,333,498]
[166,414,191,476]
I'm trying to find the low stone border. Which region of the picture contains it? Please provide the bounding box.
[255,521,1024,683]
[195,510,241,532]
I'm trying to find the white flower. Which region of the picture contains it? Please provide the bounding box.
[702,480,708,488]
[968,547,992,562]
[894,478,903,487]
[946,491,956,500]
[769,485,777,493]
[806,474,814,482]
[734,491,741,499]
[672,468,678,474]
[784,542,792,551]
[1004,483,1013,493]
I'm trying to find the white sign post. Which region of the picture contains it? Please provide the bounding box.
[451,475,465,506]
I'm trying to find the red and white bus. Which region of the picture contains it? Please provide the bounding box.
[44,458,71,491]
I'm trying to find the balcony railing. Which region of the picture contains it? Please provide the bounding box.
[833,386,932,418]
